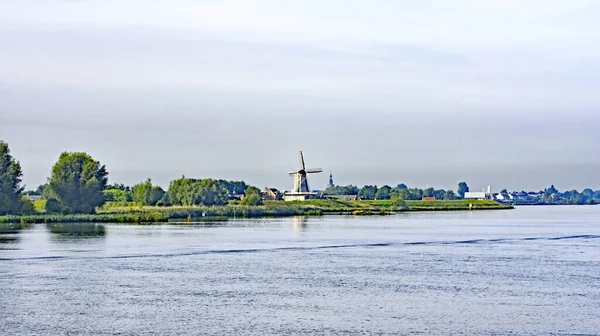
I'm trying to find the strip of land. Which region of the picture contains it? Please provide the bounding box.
[0,200,512,224]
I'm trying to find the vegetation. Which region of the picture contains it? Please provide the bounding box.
[0,141,32,215]
[132,178,165,206]
[46,152,108,214]
[167,177,231,206]
[324,182,468,201]
[457,182,470,199]
[501,185,600,205]
[240,186,263,206]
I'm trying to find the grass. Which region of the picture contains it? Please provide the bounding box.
[0,200,511,224]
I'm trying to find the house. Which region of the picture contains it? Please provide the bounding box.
[509,192,527,201]
[421,196,436,201]
[26,195,42,202]
[465,186,492,200]
[464,192,488,200]
[263,188,283,201]
[229,193,245,201]
[495,193,509,201]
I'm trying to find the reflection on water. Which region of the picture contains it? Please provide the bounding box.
[0,222,32,245]
[46,223,106,237]
[293,216,307,232]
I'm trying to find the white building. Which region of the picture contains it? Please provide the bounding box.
[464,186,492,200]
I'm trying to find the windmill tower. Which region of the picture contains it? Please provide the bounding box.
[284,151,323,201]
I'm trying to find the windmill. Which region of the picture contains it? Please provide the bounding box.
[285,151,323,200]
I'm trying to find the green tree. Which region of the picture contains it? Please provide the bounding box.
[343,185,359,195]
[168,176,195,206]
[324,185,358,195]
[443,190,457,200]
[406,188,423,200]
[103,189,133,202]
[358,185,378,200]
[45,198,65,214]
[132,178,165,206]
[241,193,263,206]
[198,179,229,206]
[240,185,263,206]
[433,189,446,200]
[167,177,229,206]
[0,141,29,215]
[47,152,108,214]
[244,185,261,196]
[396,183,408,190]
[375,185,392,200]
[423,187,435,198]
[457,182,469,199]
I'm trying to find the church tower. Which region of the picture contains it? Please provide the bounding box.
[327,172,334,188]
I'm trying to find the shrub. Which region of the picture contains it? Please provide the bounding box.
[240,193,263,206]
[45,198,66,214]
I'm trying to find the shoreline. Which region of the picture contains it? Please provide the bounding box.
[0,200,513,224]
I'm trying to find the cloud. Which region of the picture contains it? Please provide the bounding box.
[1,0,599,190]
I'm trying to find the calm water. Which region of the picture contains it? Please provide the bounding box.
[1,206,600,335]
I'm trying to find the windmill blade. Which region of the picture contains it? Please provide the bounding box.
[289,172,299,176]
[306,168,323,173]
[299,151,306,170]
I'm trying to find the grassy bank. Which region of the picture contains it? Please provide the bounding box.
[0,200,511,224]
[273,199,512,213]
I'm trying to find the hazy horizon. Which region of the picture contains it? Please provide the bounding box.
[1,1,599,192]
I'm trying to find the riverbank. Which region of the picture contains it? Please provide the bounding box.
[0,200,512,224]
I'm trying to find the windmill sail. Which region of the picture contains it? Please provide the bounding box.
[299,151,306,171]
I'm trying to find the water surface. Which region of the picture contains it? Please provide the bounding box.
[1,206,599,335]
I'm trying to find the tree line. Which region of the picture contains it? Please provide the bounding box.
[0,140,264,215]
[2,140,600,215]
[324,182,470,200]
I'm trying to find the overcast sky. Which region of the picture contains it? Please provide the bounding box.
[1,0,599,192]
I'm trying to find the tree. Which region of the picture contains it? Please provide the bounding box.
[457,182,469,199]
[343,185,359,195]
[396,183,408,190]
[103,189,133,202]
[358,185,378,200]
[0,141,28,215]
[132,178,165,206]
[244,186,261,196]
[47,152,108,214]
[582,188,594,200]
[324,185,344,195]
[545,185,559,197]
[423,187,435,198]
[444,190,456,200]
[406,188,423,200]
[198,179,229,206]
[375,185,392,200]
[241,186,263,205]
[241,193,263,206]
[167,177,229,206]
[432,189,445,200]
[45,198,65,214]
[324,185,358,195]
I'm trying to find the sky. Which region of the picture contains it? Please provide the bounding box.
[1,0,599,192]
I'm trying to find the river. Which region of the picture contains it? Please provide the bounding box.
[1,206,599,335]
